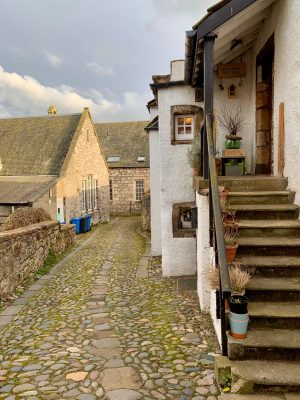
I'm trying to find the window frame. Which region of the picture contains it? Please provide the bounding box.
[93,179,98,209]
[87,175,92,211]
[172,202,196,238]
[170,105,203,146]
[135,180,144,202]
[81,180,86,213]
[175,114,194,141]
[107,156,120,163]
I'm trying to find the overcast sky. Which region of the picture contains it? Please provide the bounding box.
[0,0,215,122]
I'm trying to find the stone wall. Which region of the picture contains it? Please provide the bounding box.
[110,167,150,214]
[33,183,57,221]
[56,110,110,224]
[141,192,151,231]
[0,221,75,300]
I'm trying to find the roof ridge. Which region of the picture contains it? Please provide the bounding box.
[95,120,149,125]
[0,113,82,121]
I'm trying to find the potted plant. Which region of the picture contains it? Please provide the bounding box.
[217,105,246,149]
[219,186,228,202]
[209,264,254,297]
[187,136,201,176]
[228,296,249,339]
[223,215,239,262]
[209,264,254,339]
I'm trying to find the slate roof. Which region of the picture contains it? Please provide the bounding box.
[0,176,56,204]
[144,116,159,133]
[0,114,82,176]
[95,121,150,168]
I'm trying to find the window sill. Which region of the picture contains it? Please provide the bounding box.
[171,140,193,145]
[173,228,196,238]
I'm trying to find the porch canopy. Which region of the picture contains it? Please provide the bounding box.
[185,0,276,87]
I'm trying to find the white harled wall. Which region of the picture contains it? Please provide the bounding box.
[148,107,162,256]
[158,61,202,276]
[253,0,300,205]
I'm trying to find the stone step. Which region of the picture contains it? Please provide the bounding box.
[237,219,300,238]
[228,191,294,205]
[215,357,300,394]
[237,237,300,257]
[246,277,300,301]
[194,176,288,192]
[234,256,300,277]
[218,393,291,399]
[249,301,300,329]
[228,204,299,220]
[228,329,300,361]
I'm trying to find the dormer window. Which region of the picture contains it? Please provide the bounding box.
[175,115,194,141]
[138,156,145,162]
[107,156,120,163]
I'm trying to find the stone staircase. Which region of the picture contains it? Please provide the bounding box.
[214,177,300,399]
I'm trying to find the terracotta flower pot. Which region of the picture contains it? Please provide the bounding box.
[226,242,238,262]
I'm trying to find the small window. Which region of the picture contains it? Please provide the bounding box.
[109,180,113,201]
[107,156,120,163]
[87,175,92,211]
[175,115,194,141]
[135,180,144,201]
[138,156,145,162]
[93,180,98,209]
[172,202,196,238]
[81,180,86,213]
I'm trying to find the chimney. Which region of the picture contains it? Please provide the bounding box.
[48,105,57,115]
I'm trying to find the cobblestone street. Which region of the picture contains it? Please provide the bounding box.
[0,217,220,400]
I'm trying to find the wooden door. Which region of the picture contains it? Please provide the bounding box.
[255,35,274,175]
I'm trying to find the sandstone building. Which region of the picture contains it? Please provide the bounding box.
[96,121,150,214]
[0,108,110,225]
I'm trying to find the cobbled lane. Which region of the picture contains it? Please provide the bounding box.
[0,217,219,400]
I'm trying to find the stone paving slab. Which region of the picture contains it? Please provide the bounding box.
[0,305,23,316]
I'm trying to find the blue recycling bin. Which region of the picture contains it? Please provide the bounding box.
[71,217,82,234]
[80,216,88,233]
[87,215,92,231]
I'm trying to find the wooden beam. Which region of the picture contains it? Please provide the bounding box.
[197,0,258,39]
[215,44,254,65]
[278,102,285,178]
[215,18,266,52]
[203,34,216,179]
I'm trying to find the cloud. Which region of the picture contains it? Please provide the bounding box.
[43,50,63,68]
[86,62,114,76]
[148,0,211,17]
[0,66,149,122]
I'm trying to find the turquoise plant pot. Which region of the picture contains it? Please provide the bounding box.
[229,311,249,339]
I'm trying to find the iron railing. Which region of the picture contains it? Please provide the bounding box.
[205,113,232,355]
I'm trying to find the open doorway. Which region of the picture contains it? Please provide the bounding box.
[255,34,274,175]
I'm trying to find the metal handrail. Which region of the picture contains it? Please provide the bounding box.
[205,113,231,298]
[205,112,232,355]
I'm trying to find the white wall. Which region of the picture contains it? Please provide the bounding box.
[170,60,185,82]
[149,129,162,256]
[253,0,300,204]
[214,49,256,174]
[158,84,202,276]
[196,192,211,311]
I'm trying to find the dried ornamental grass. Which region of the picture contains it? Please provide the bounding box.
[2,207,52,231]
[209,264,255,295]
